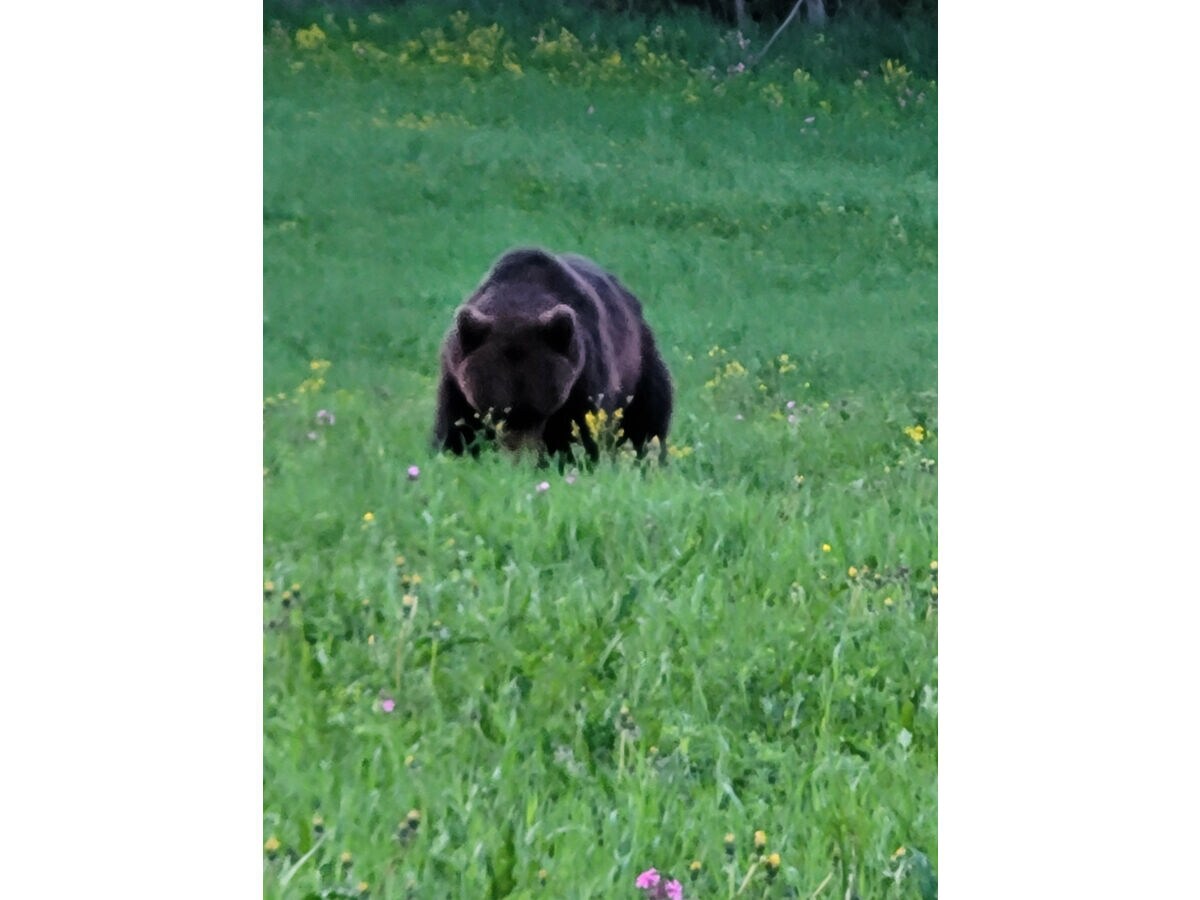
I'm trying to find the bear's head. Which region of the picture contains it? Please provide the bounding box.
[449,301,584,451]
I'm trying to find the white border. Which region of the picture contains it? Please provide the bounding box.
[3,1,261,891]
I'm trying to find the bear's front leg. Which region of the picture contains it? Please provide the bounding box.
[433,373,479,455]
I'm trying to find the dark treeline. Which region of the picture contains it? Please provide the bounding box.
[631,0,934,28]
[502,0,939,29]
[360,0,937,28]
[636,0,938,75]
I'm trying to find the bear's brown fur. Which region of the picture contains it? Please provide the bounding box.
[434,248,673,459]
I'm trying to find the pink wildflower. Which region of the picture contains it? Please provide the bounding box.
[407,465,420,481]
[635,869,661,890]
[536,481,550,493]
[380,698,395,713]
[786,400,796,410]
[804,116,816,124]
[565,471,578,485]
[315,409,335,426]
[636,868,682,899]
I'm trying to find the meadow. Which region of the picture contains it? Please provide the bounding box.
[264,3,937,897]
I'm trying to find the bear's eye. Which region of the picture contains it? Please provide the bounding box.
[503,346,527,363]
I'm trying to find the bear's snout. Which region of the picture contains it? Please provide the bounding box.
[498,422,545,454]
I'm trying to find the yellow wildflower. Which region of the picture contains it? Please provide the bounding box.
[904,424,926,443]
[881,59,911,85]
[362,511,375,523]
[295,24,327,51]
[264,835,281,855]
[821,543,831,553]
[753,829,767,850]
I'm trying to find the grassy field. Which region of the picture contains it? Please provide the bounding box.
[264,4,936,897]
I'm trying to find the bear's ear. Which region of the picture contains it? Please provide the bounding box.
[538,305,575,356]
[456,307,493,355]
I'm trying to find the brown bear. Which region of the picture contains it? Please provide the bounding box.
[433,248,673,460]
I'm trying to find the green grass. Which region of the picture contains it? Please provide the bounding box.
[264,5,936,898]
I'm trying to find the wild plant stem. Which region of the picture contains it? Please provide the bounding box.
[278,833,326,888]
[429,637,438,690]
[809,870,834,898]
[734,860,761,897]
[395,595,418,695]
